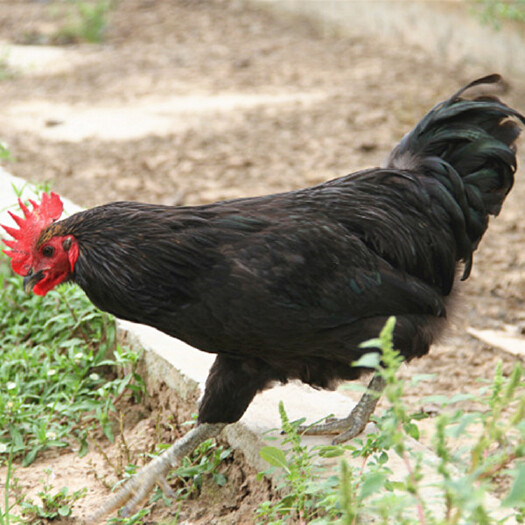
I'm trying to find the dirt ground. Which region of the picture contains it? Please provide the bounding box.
[1,0,525,523]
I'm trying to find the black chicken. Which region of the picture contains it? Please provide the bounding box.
[2,74,524,521]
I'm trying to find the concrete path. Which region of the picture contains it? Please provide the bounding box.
[3,92,326,142]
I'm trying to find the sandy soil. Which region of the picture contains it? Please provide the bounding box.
[1,0,525,523]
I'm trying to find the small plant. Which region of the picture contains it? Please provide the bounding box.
[171,437,232,499]
[19,469,86,522]
[257,402,345,524]
[54,0,114,44]
[0,142,13,162]
[475,0,525,29]
[105,508,152,525]
[257,317,525,524]
[0,250,145,465]
[0,445,25,525]
[103,432,229,522]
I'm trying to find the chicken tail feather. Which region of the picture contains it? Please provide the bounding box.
[386,74,525,279]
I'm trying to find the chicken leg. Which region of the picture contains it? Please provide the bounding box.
[300,373,386,444]
[86,422,226,524]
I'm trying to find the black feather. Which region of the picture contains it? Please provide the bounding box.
[44,75,523,424]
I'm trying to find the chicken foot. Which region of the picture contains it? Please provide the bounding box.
[86,422,226,524]
[300,373,386,444]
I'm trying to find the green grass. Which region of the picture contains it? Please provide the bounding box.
[0,247,147,523]
[474,0,525,29]
[0,247,231,524]
[0,253,145,467]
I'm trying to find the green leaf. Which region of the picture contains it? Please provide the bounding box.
[404,422,420,440]
[78,437,89,458]
[176,465,204,478]
[103,421,114,442]
[259,446,290,473]
[359,472,387,499]
[448,393,476,404]
[377,451,389,465]
[352,352,381,369]
[386,480,406,491]
[409,373,436,386]
[22,446,41,467]
[359,338,381,350]
[422,394,449,405]
[58,505,72,517]
[317,446,346,458]
[503,463,525,507]
[212,472,227,486]
[8,424,24,448]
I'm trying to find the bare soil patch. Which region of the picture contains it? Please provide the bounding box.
[1,0,525,522]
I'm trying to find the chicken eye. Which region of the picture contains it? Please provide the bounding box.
[42,245,55,257]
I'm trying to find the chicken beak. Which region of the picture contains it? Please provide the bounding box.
[23,270,44,293]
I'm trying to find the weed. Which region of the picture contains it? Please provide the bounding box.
[101,432,230,523]
[257,401,346,524]
[19,469,86,522]
[0,250,145,465]
[0,446,25,525]
[170,437,232,500]
[258,317,525,524]
[475,0,525,29]
[0,142,13,162]
[54,0,115,44]
[105,508,152,525]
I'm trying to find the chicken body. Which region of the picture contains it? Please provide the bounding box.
[62,171,447,422]
[3,74,524,520]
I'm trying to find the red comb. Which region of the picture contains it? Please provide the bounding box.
[1,192,64,275]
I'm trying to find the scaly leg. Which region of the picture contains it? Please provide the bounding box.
[300,373,386,444]
[86,422,226,524]
[85,355,271,523]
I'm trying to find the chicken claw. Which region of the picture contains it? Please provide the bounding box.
[300,374,386,444]
[86,422,226,524]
